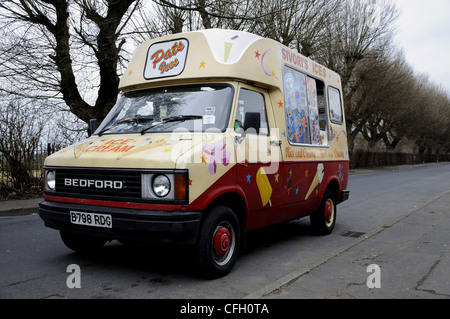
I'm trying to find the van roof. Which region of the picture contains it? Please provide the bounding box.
[119,29,340,92]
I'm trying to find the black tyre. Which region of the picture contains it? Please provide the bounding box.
[195,206,240,278]
[60,231,107,253]
[310,189,337,235]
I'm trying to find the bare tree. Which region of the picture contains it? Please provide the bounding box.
[140,0,262,36]
[348,49,415,149]
[0,0,142,124]
[251,0,340,56]
[1,0,448,164]
[407,77,450,160]
[0,98,45,191]
[316,0,399,153]
[148,0,341,56]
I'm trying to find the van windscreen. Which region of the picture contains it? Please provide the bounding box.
[95,84,234,135]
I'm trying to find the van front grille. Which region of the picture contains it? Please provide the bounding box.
[53,168,141,201]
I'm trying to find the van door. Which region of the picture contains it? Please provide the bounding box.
[232,84,283,231]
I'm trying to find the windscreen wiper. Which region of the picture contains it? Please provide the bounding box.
[140,115,203,135]
[117,116,154,124]
[162,115,203,123]
[140,121,163,135]
[98,116,155,136]
[97,126,113,136]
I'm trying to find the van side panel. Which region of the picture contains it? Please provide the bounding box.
[186,158,348,232]
[238,161,348,231]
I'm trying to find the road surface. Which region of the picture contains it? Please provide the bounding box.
[1,163,449,300]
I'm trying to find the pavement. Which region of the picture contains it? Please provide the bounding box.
[260,190,450,299]
[0,197,42,217]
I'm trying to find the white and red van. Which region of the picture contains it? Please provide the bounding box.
[40,29,349,278]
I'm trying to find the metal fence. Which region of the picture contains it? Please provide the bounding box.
[350,150,450,169]
[0,143,58,195]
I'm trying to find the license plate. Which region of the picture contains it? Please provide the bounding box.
[70,211,112,228]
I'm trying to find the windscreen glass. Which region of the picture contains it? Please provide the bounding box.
[95,85,234,135]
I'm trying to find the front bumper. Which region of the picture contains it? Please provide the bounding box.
[39,200,201,244]
[338,190,350,204]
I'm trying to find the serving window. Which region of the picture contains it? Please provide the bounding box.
[283,66,329,146]
[328,86,343,124]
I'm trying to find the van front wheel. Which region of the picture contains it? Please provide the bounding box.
[310,190,337,235]
[195,206,240,278]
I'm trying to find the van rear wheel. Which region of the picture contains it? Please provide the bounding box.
[310,190,336,235]
[195,206,240,278]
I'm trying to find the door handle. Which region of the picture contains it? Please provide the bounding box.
[234,135,245,144]
[270,140,282,146]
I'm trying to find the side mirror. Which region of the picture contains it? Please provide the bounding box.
[89,119,98,136]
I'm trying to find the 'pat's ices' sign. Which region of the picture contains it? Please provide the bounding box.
[144,39,188,79]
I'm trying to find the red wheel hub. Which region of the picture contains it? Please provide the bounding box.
[325,201,333,224]
[214,227,230,258]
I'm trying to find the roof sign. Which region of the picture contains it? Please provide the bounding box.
[144,39,189,79]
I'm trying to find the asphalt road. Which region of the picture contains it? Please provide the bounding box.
[1,163,449,300]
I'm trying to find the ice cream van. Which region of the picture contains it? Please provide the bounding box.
[39,29,349,278]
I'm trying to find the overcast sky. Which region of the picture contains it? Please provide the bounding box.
[393,0,450,95]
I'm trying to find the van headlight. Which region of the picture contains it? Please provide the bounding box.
[46,170,56,191]
[152,175,171,197]
[141,171,188,202]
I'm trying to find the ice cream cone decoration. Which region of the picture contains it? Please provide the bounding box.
[74,141,92,158]
[305,163,324,200]
[256,167,272,207]
[224,42,233,63]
